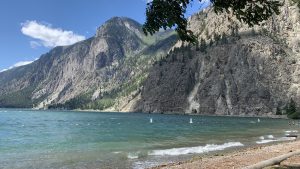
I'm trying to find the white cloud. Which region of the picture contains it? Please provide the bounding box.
[0,59,37,73]
[21,20,86,48]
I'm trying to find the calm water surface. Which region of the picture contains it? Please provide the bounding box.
[0,109,298,169]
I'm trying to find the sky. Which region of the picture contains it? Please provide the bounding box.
[0,0,209,72]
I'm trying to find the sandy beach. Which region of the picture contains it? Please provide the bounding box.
[152,139,300,169]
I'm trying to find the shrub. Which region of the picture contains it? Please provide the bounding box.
[286,98,300,119]
[276,106,282,115]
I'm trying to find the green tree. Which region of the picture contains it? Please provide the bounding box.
[143,0,282,43]
[286,98,300,119]
[276,106,282,115]
[287,98,296,115]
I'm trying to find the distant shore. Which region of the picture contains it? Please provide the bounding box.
[152,139,300,169]
[71,108,290,119]
[2,107,291,120]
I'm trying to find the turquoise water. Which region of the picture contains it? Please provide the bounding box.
[0,109,298,169]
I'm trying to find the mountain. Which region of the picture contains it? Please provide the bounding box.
[1,1,300,117]
[134,1,300,116]
[0,17,178,109]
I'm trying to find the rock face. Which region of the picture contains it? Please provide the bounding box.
[135,1,300,115]
[0,17,177,109]
[1,2,300,116]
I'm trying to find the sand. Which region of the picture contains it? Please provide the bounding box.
[152,139,300,169]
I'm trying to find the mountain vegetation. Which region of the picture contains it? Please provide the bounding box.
[0,17,178,111]
[285,99,300,119]
[0,1,300,119]
[143,0,282,43]
[135,1,300,118]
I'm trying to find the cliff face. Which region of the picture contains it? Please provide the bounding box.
[0,17,177,109]
[135,1,300,116]
[1,2,300,116]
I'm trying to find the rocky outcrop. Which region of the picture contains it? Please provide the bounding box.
[1,1,300,116]
[135,1,300,115]
[0,17,177,109]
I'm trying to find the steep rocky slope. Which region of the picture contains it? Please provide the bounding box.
[1,1,299,116]
[135,1,300,116]
[0,17,177,109]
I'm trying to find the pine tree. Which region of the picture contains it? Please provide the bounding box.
[276,106,282,115]
[286,98,300,119]
[287,98,296,115]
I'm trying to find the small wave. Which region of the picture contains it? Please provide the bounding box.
[128,152,139,159]
[149,142,244,156]
[285,130,298,133]
[256,136,296,144]
[113,151,122,154]
[259,134,275,140]
[128,155,138,159]
[256,139,276,144]
[277,137,296,141]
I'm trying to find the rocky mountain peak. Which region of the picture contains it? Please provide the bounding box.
[96,16,143,38]
[0,16,178,109]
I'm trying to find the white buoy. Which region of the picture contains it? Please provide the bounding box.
[258,118,260,123]
[189,118,193,124]
[150,118,153,123]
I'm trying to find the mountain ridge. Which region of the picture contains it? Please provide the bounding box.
[134,1,300,116]
[0,17,178,109]
[1,1,300,118]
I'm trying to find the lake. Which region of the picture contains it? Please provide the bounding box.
[0,109,298,169]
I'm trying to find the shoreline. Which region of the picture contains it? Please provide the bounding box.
[151,139,300,169]
[46,108,289,119]
[0,108,291,120]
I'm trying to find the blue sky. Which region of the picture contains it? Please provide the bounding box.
[0,0,209,72]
